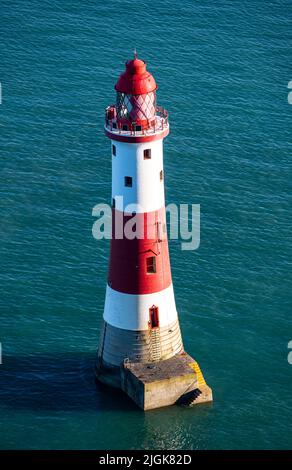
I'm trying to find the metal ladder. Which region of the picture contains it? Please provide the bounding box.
[149,328,162,361]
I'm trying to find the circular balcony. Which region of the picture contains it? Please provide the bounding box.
[104,105,169,141]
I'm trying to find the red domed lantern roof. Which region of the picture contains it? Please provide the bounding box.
[115,55,157,95]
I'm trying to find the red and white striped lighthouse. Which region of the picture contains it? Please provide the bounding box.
[96,55,212,409]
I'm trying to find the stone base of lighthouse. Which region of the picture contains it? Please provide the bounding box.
[120,353,213,410]
[95,320,213,410]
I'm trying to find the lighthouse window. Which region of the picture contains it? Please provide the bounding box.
[146,256,156,274]
[144,149,151,159]
[160,170,163,181]
[112,144,116,156]
[122,124,128,131]
[124,176,132,187]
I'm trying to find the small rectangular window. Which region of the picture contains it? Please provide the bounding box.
[144,149,151,160]
[160,170,163,181]
[112,122,117,129]
[122,124,128,131]
[146,256,156,274]
[112,144,116,156]
[135,125,142,132]
[124,176,132,187]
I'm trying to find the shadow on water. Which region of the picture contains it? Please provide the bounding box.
[0,353,215,449]
[0,352,137,412]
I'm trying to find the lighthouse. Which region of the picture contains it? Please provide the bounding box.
[95,55,212,410]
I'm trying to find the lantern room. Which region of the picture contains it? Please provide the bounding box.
[105,55,169,138]
[114,57,157,131]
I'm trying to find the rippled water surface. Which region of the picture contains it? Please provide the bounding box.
[1,0,292,449]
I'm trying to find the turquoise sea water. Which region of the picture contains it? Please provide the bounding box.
[1,0,292,450]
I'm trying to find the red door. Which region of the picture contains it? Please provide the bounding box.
[149,305,159,329]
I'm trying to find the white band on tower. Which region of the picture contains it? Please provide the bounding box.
[111,139,165,214]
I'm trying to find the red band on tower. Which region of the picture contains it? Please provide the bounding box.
[108,208,172,295]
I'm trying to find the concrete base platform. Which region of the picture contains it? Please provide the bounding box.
[120,352,213,410]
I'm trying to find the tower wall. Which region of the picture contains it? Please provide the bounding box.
[103,284,178,330]
[111,139,165,213]
[98,134,184,375]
